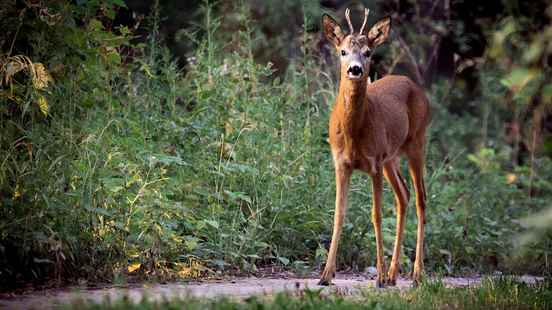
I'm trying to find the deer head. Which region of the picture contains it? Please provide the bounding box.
[322,8,391,82]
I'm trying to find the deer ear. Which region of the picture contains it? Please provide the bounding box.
[322,14,345,47]
[367,16,391,47]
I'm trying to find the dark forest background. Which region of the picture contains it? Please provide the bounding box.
[1,0,551,289]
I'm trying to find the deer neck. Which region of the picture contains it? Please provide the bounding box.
[337,79,368,137]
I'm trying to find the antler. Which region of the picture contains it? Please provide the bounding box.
[359,8,370,35]
[345,8,354,34]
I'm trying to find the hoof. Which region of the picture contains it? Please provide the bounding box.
[387,278,397,286]
[318,279,331,286]
[375,279,385,288]
[411,271,423,288]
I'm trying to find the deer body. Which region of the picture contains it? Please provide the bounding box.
[330,76,422,171]
[320,9,430,288]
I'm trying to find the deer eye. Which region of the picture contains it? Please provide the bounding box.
[341,50,347,56]
[362,48,371,57]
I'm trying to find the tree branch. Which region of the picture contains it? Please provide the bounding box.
[395,33,424,85]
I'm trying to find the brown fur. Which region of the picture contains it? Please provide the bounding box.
[319,11,430,288]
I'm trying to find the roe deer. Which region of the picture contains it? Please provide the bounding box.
[319,8,430,288]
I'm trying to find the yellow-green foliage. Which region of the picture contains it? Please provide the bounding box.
[0,55,53,115]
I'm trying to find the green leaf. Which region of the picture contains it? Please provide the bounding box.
[315,246,327,260]
[542,84,552,103]
[110,221,128,232]
[110,0,127,8]
[278,256,290,265]
[85,206,113,217]
[523,40,543,64]
[151,154,188,166]
[204,220,219,229]
[185,237,199,251]
[37,95,49,116]
[100,177,125,193]
[500,68,537,93]
[223,163,258,175]
[106,51,121,65]
[224,190,252,204]
[88,19,104,32]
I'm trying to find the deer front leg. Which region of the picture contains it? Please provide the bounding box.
[371,167,387,288]
[319,163,351,286]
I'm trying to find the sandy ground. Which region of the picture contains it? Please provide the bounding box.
[0,275,543,310]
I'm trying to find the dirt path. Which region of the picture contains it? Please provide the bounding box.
[0,275,542,310]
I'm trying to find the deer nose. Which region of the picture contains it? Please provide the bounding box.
[347,65,363,77]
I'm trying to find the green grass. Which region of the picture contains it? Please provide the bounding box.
[65,278,552,310]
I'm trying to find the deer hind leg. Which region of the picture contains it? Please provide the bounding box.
[371,167,387,288]
[407,148,427,286]
[319,163,351,286]
[384,158,410,286]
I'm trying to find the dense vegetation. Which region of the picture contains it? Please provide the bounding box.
[1,0,551,289]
